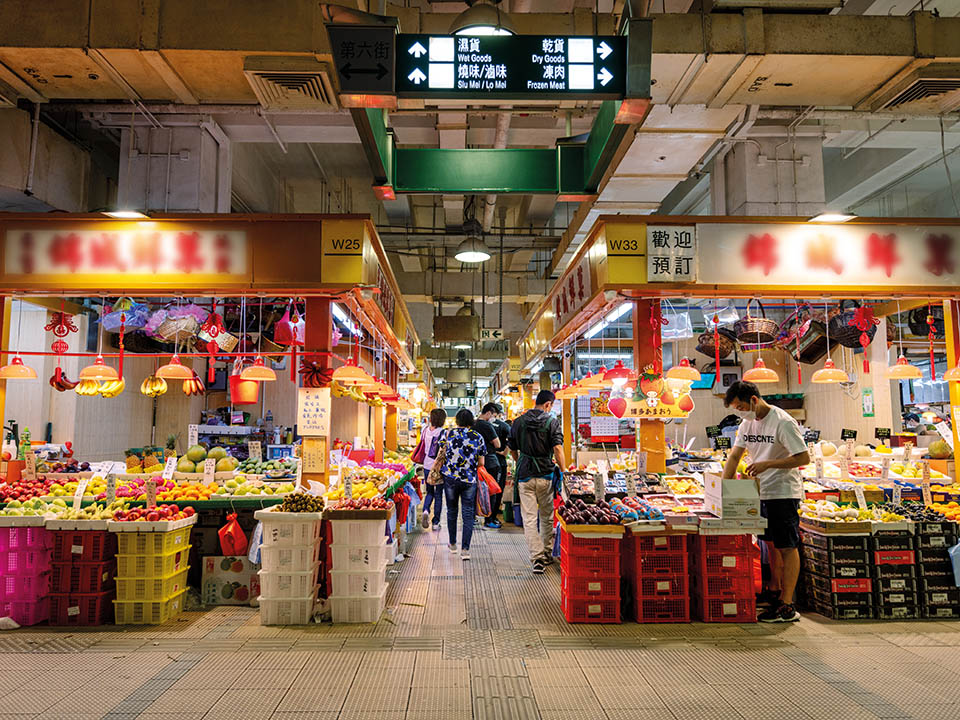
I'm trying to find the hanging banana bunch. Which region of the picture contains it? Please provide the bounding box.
[75,379,102,396]
[99,378,126,398]
[140,374,168,397]
[183,370,206,396]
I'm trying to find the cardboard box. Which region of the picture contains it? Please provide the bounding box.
[201,556,260,607]
[703,473,761,519]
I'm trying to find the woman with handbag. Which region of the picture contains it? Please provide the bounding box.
[420,408,447,531]
[435,408,487,561]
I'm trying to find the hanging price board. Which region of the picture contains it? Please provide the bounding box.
[854,485,867,511]
[248,440,262,462]
[841,429,858,441]
[874,427,891,443]
[803,429,821,444]
[161,457,177,480]
[145,479,157,509]
[203,458,216,483]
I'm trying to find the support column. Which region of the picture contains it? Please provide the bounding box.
[634,299,666,473]
[374,406,385,463]
[0,298,9,443]
[944,300,960,472]
[562,352,572,469]
[304,298,333,488]
[385,405,398,452]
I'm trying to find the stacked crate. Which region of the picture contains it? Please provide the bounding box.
[327,516,389,623]
[47,523,117,626]
[690,534,757,622]
[872,530,919,620]
[256,509,323,625]
[0,522,51,626]
[800,531,874,619]
[112,520,193,624]
[915,518,959,619]
[621,531,688,623]
[559,525,622,623]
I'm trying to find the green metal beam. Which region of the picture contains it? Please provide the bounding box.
[393,148,561,194]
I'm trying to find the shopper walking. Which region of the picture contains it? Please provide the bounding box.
[475,403,503,529]
[420,408,447,531]
[509,390,565,574]
[493,406,512,525]
[721,380,809,623]
[438,408,487,560]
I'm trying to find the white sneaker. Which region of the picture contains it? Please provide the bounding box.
[421,511,430,529]
[461,551,470,561]
[449,543,458,553]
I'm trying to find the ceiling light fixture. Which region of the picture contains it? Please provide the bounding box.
[103,210,149,219]
[453,343,472,350]
[0,298,37,380]
[454,236,491,263]
[79,300,119,381]
[449,1,516,36]
[240,296,276,382]
[811,300,849,384]
[665,357,701,382]
[808,212,856,223]
[886,299,921,380]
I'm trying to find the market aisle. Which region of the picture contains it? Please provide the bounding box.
[3,524,960,719]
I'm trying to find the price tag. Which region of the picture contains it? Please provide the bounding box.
[715,436,732,450]
[635,451,647,475]
[248,440,262,462]
[854,485,867,511]
[922,480,933,507]
[344,469,353,499]
[875,427,891,443]
[922,459,931,485]
[839,456,850,480]
[845,439,855,460]
[803,429,821,444]
[935,422,955,449]
[203,458,216,483]
[23,451,36,481]
[593,473,605,500]
[146,479,157,509]
[161,457,177,480]
[892,483,901,506]
[815,457,824,483]
[188,424,199,447]
[626,474,637,497]
[903,442,914,464]
[841,428,858,441]
[106,473,117,504]
[706,425,721,439]
[881,457,891,483]
[72,477,90,511]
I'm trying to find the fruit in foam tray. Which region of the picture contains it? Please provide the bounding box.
[854,445,872,458]
[820,441,837,457]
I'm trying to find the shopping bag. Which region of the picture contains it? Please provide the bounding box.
[476,478,491,518]
[218,513,249,556]
[661,299,693,341]
[247,522,263,565]
[478,464,501,495]
[274,301,306,347]
[410,434,426,465]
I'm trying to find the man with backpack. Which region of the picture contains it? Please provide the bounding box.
[509,390,565,574]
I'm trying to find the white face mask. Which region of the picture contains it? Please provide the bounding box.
[732,401,755,421]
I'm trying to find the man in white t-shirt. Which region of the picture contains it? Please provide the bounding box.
[721,381,809,623]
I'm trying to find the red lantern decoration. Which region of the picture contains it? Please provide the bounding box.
[849,303,879,374]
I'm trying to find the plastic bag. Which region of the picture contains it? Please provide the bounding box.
[478,464,501,495]
[101,298,149,332]
[949,541,960,587]
[476,478,491,518]
[661,300,693,341]
[274,301,305,347]
[248,521,263,565]
[218,513,249,556]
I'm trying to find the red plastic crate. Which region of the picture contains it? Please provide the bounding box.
[635,596,690,623]
[561,551,620,578]
[0,596,49,626]
[0,571,49,601]
[51,531,116,562]
[634,574,688,598]
[561,573,619,598]
[696,549,757,576]
[48,591,115,627]
[694,595,757,623]
[561,529,621,556]
[832,577,872,593]
[561,592,621,623]
[0,526,51,552]
[631,534,687,554]
[692,534,755,554]
[874,550,915,565]
[0,548,51,575]
[49,562,115,594]
[692,571,754,598]
[632,552,688,577]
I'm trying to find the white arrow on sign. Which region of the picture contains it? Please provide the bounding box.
[408,42,427,58]
[481,328,504,340]
[408,68,427,85]
[597,67,613,86]
[596,41,612,60]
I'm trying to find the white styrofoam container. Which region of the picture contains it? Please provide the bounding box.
[258,587,319,625]
[107,515,198,532]
[328,540,387,572]
[330,589,386,624]
[258,564,320,598]
[254,510,323,548]
[328,567,387,598]
[328,519,386,546]
[259,543,321,573]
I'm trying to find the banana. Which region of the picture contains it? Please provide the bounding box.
[49,368,79,392]
[182,372,205,396]
[140,374,167,397]
[99,378,125,398]
[75,379,101,396]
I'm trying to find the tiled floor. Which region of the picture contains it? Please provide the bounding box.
[5,522,960,719]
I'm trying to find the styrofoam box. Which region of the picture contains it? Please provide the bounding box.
[329,568,387,598]
[328,519,386,546]
[259,564,320,598]
[329,540,388,572]
[330,589,386,624]
[260,543,321,573]
[258,587,318,625]
[254,510,323,548]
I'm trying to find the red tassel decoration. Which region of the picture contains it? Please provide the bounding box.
[928,308,937,381]
[713,312,720,380]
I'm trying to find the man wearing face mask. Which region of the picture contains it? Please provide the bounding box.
[721,381,809,623]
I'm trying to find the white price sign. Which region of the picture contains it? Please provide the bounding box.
[815,457,824,483]
[248,440,262,461]
[635,451,648,475]
[297,387,331,436]
[903,442,914,464]
[146,479,157,509]
[72,477,90,511]
[22,451,36,481]
[892,484,902,506]
[935,422,954,450]
[203,458,216,483]
[161,457,177,480]
[188,424,199,448]
[106,473,117,504]
[881,457,891,483]
[854,485,867,511]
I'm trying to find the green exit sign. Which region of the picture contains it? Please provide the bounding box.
[396,34,626,99]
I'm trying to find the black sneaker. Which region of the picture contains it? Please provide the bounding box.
[542,556,555,567]
[759,603,800,623]
[756,589,781,606]
[532,560,545,574]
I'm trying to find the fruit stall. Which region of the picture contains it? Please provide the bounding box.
[518,214,960,624]
[0,213,424,626]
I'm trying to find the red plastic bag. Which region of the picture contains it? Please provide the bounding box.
[274,301,305,347]
[218,513,249,556]
[478,465,501,495]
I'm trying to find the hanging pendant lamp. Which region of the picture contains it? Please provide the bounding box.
[241,297,276,381]
[156,296,194,380]
[79,300,118,381]
[665,357,701,382]
[742,308,779,383]
[812,301,849,383]
[603,360,632,388]
[0,298,37,380]
[886,299,921,380]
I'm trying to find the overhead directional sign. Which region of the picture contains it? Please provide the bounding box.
[327,25,395,94]
[480,328,505,341]
[396,34,626,99]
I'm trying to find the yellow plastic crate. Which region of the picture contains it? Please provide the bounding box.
[113,589,185,625]
[115,566,189,602]
[115,527,192,556]
[116,546,191,579]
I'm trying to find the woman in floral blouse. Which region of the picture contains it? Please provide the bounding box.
[438,408,487,560]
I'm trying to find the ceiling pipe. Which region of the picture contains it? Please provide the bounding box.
[481,112,511,232]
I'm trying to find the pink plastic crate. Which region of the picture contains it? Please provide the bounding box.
[0,571,49,601]
[0,548,51,575]
[0,526,51,552]
[0,596,49,626]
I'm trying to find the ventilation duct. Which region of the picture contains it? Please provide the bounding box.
[872,64,960,114]
[243,56,338,111]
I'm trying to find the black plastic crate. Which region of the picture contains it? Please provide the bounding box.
[921,588,960,606]
[875,590,917,606]
[873,563,917,581]
[808,601,874,620]
[871,534,916,552]
[874,575,917,593]
[800,532,869,553]
[915,534,957,550]
[918,520,958,536]
[923,606,960,619]
[802,545,871,566]
[876,604,919,620]
[920,576,958,593]
[803,555,871,579]
[810,587,874,609]
[918,547,952,564]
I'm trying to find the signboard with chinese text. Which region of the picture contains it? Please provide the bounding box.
[552,254,592,333]
[625,400,693,419]
[397,35,626,99]
[328,25,394,94]
[297,388,331,436]
[646,226,696,282]
[301,436,327,474]
[375,265,397,328]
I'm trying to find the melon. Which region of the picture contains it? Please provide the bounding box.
[216,456,238,472]
[854,444,872,458]
[186,444,207,463]
[820,441,838,457]
[177,458,196,473]
[929,440,953,460]
[207,446,227,460]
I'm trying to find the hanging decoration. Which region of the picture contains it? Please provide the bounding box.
[46,300,79,391]
[849,302,880,374]
[650,301,667,373]
[927,304,937,382]
[886,299,922,380]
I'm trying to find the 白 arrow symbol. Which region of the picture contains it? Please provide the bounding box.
[409,42,427,58]
[597,67,613,86]
[596,41,612,60]
[408,67,426,85]
[340,63,389,81]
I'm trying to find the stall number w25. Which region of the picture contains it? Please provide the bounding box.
[329,237,361,251]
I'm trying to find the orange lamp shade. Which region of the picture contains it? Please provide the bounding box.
[665,357,701,382]
[580,368,610,389]
[811,358,849,384]
[742,357,779,383]
[79,355,119,381]
[229,373,260,404]
[0,356,37,380]
[944,363,960,382]
[156,355,193,380]
[240,356,276,382]
[604,360,632,387]
[333,356,371,386]
[886,355,922,380]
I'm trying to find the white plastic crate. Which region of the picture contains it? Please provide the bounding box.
[328,519,386,546]
[258,587,318,625]
[258,564,320,598]
[329,567,387,598]
[384,539,396,566]
[260,543,321,573]
[330,589,386,624]
[328,540,388,572]
[254,510,323,548]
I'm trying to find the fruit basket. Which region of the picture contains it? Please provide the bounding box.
[115,566,190,602]
[258,564,320,598]
[49,591,114,627]
[254,508,323,547]
[107,514,197,533]
[114,589,186,624]
[50,561,115,594]
[259,588,319,625]
[116,547,190,578]
[112,525,193,555]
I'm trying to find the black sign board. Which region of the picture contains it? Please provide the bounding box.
[875,427,892,441]
[706,425,722,438]
[714,436,732,450]
[396,34,626,99]
[803,429,821,443]
[841,429,858,441]
[328,26,395,94]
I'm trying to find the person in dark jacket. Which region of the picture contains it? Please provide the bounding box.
[475,403,503,529]
[509,390,565,574]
